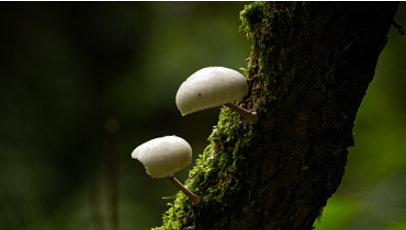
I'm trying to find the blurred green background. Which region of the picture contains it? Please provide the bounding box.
[0,2,404,230]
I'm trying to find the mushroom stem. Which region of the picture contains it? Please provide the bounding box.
[225,103,258,124]
[167,175,201,205]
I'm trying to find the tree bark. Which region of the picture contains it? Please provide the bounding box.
[155,2,398,230]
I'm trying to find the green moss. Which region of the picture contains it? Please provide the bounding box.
[155,2,271,229]
[239,1,266,39]
[153,104,257,229]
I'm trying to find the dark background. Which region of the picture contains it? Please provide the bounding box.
[0,2,405,230]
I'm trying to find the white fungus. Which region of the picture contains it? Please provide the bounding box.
[131,135,192,179]
[131,135,201,205]
[176,66,249,116]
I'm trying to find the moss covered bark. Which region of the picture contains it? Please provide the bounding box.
[154,2,398,229]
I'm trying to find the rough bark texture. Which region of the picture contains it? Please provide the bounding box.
[155,2,398,230]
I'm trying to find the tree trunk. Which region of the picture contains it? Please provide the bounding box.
[154,2,398,229]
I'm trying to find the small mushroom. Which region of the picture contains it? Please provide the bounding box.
[176,66,258,124]
[131,135,201,205]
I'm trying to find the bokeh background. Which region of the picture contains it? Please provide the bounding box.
[0,2,404,230]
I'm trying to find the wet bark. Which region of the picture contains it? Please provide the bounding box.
[156,2,399,230]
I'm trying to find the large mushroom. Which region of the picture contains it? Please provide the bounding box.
[131,135,201,205]
[176,66,258,124]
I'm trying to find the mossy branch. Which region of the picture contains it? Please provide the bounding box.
[155,2,398,229]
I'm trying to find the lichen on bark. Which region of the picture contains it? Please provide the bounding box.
[154,2,398,229]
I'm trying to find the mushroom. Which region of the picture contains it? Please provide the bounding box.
[131,135,201,205]
[175,66,258,124]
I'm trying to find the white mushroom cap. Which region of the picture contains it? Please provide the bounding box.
[131,136,192,179]
[176,66,248,116]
